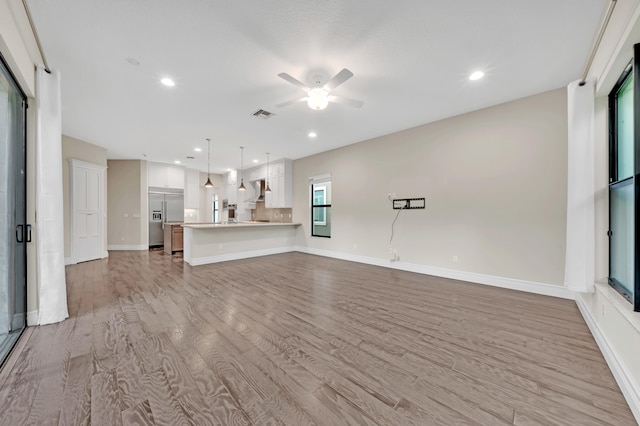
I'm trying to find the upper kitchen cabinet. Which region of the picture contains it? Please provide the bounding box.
[265,159,292,208]
[149,163,184,189]
[184,169,200,209]
[224,169,238,204]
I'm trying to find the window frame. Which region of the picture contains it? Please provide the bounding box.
[312,185,327,226]
[310,178,331,238]
[608,47,640,311]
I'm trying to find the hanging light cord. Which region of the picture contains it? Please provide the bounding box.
[207,139,211,176]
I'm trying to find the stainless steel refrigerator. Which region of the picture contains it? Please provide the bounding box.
[149,192,184,247]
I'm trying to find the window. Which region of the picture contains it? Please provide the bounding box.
[313,186,327,225]
[608,45,640,311]
[310,176,331,238]
[212,194,219,223]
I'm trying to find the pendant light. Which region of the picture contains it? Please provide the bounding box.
[238,146,246,191]
[203,138,214,188]
[265,152,272,192]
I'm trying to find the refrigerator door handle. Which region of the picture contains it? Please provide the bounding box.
[162,200,167,229]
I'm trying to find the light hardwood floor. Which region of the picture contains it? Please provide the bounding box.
[0,250,635,425]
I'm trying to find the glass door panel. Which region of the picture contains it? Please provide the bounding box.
[0,54,27,367]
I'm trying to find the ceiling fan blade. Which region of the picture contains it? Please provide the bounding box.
[329,95,364,108]
[275,97,307,108]
[324,68,354,91]
[277,73,309,90]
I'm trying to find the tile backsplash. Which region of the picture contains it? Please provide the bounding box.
[251,203,292,223]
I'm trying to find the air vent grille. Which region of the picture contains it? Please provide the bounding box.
[252,109,275,119]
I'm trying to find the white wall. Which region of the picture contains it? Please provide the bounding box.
[294,88,568,288]
[578,0,640,419]
[0,0,41,315]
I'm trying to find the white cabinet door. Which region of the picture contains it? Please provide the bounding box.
[265,159,292,208]
[148,163,184,189]
[148,163,167,187]
[167,166,184,189]
[225,170,238,203]
[184,169,200,209]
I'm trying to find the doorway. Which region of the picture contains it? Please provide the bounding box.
[0,53,27,366]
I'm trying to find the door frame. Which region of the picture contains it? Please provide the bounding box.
[69,159,106,264]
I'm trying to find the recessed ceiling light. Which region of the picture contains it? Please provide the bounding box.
[308,131,317,138]
[174,160,181,164]
[469,71,484,81]
[253,159,259,163]
[194,147,202,152]
[161,77,175,87]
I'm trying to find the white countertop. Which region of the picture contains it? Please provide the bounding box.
[182,222,300,229]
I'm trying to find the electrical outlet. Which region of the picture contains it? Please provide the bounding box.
[452,255,458,262]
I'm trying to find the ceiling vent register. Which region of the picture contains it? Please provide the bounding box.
[252,109,275,119]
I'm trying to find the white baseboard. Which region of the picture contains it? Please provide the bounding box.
[64,257,74,266]
[576,295,640,424]
[186,246,296,266]
[26,310,38,326]
[107,245,148,251]
[294,246,575,300]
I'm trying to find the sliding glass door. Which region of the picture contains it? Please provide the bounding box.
[0,53,27,366]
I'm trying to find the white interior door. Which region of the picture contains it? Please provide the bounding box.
[70,159,105,263]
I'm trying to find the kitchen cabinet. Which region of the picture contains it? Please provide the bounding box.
[164,224,183,254]
[184,169,200,209]
[149,163,184,189]
[265,159,292,208]
[224,170,238,204]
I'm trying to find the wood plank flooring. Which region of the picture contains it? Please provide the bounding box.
[0,250,635,425]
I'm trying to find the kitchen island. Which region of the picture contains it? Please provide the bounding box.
[182,222,301,266]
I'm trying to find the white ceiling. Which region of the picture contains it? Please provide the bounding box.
[27,0,607,174]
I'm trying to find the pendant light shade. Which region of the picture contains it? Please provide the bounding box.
[204,138,214,188]
[265,152,272,193]
[238,146,246,191]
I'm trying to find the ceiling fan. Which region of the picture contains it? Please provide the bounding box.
[276,68,364,111]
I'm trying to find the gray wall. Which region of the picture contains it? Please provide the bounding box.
[293,88,568,286]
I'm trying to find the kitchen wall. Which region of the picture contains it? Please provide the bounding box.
[61,135,108,259]
[293,87,568,287]
[107,160,148,249]
[251,203,292,223]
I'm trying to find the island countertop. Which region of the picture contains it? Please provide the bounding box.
[182,222,301,266]
[182,222,300,229]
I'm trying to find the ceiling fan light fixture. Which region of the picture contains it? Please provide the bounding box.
[469,71,484,81]
[307,88,329,110]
